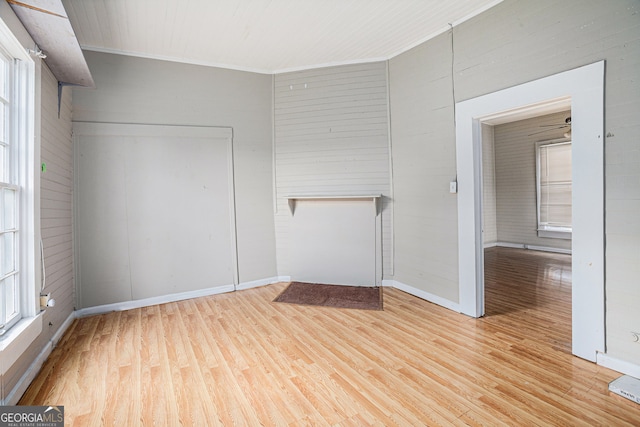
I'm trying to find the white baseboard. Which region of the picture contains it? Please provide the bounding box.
[496,242,526,249]
[236,276,290,291]
[385,280,640,382]
[76,277,294,318]
[2,311,76,406]
[75,284,235,317]
[385,279,460,313]
[4,277,291,405]
[495,242,572,255]
[597,352,640,379]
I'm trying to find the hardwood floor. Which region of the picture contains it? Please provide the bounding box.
[20,248,640,425]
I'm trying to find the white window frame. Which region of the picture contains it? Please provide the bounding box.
[535,139,572,240]
[0,12,39,375]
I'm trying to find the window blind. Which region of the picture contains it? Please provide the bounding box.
[538,142,572,229]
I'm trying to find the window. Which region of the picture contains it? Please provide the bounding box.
[0,48,19,333]
[536,140,572,239]
[0,18,36,337]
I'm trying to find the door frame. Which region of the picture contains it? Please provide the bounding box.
[454,61,605,362]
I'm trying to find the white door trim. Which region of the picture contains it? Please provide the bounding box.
[454,61,605,362]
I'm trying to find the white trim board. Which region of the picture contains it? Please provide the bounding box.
[75,284,235,318]
[75,277,288,318]
[384,278,638,379]
[455,61,605,362]
[1,312,75,406]
[383,280,461,313]
[597,353,640,381]
[236,276,290,291]
[487,242,572,255]
[0,315,42,376]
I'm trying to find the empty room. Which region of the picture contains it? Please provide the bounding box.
[1,0,640,425]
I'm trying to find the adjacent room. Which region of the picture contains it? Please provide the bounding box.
[1,0,639,424]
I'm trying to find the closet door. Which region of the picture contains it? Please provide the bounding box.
[74,123,236,308]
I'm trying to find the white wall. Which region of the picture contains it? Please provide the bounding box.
[493,111,572,251]
[389,31,459,302]
[74,124,237,308]
[38,65,75,349]
[72,52,277,307]
[482,124,497,245]
[389,0,640,368]
[273,63,392,279]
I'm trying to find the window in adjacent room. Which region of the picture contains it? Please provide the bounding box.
[536,140,572,239]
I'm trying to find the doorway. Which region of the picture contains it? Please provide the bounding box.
[481,111,574,351]
[454,61,605,362]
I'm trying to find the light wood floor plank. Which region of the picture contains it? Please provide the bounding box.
[19,248,640,425]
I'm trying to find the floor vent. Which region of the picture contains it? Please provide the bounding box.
[609,375,640,405]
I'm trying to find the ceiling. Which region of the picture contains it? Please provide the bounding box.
[61,0,503,74]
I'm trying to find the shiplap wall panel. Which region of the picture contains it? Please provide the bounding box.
[391,0,639,366]
[274,62,391,278]
[389,32,459,302]
[493,111,572,251]
[38,65,74,337]
[4,63,75,398]
[482,124,497,245]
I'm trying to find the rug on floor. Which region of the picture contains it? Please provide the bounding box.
[273,281,383,310]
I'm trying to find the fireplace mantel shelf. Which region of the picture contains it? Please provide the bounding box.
[284,194,382,215]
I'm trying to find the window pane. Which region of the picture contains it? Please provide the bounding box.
[541,144,571,183]
[0,56,6,99]
[2,187,16,230]
[0,102,6,142]
[2,274,18,322]
[1,231,15,276]
[539,143,572,228]
[0,145,5,182]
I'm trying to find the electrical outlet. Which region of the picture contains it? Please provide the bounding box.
[40,293,56,309]
[40,293,50,309]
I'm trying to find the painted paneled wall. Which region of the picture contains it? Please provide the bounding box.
[493,111,572,251]
[482,124,497,246]
[38,65,75,346]
[273,63,392,278]
[390,0,640,366]
[389,32,459,302]
[74,124,236,308]
[72,52,277,303]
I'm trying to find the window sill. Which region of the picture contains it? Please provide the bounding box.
[537,228,572,240]
[0,314,43,375]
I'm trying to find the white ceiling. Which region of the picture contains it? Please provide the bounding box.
[61,0,503,74]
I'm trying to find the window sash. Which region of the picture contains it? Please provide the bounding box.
[0,41,27,334]
[0,51,17,332]
[537,141,572,232]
